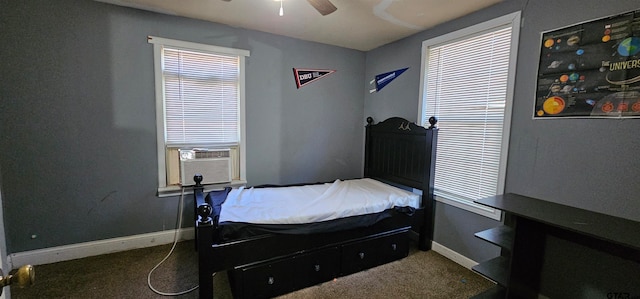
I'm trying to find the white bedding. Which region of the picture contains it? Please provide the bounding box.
[219,178,420,225]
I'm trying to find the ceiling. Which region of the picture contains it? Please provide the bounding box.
[96,0,503,51]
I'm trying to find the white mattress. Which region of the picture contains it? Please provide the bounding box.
[219,178,420,225]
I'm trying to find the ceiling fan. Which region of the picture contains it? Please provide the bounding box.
[222,0,337,16]
[306,0,337,16]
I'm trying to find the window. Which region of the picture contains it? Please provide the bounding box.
[148,36,249,193]
[418,12,520,220]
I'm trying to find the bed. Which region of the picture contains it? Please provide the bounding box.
[193,116,438,299]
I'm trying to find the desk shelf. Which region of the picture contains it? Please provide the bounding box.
[474,226,514,251]
[472,256,509,286]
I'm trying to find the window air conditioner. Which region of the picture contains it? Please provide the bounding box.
[179,148,232,186]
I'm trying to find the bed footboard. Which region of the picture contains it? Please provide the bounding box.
[193,175,215,299]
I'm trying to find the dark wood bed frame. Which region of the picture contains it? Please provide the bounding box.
[193,116,438,299]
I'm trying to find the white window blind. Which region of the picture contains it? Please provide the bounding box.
[420,12,520,220]
[163,48,240,145]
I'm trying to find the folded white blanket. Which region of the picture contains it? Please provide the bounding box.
[219,178,420,224]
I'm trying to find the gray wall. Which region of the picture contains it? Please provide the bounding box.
[364,0,640,262]
[0,0,365,253]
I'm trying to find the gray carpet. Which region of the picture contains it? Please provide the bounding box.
[10,241,493,298]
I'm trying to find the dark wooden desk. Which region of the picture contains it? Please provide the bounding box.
[470,193,640,298]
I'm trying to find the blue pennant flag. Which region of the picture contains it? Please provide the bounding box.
[370,67,409,93]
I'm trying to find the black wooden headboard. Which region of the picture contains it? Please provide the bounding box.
[364,116,438,191]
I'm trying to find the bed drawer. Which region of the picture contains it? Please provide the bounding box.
[233,257,296,299]
[295,246,340,288]
[340,231,410,276]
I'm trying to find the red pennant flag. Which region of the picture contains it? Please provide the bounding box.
[293,68,336,89]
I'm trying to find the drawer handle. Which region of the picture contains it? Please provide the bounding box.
[359,252,365,259]
[314,264,321,272]
[267,276,274,285]
[391,243,397,251]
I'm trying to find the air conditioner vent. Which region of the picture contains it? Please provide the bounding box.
[194,150,230,159]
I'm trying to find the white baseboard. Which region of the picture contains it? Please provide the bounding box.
[8,228,194,270]
[430,240,479,270]
[408,231,479,270]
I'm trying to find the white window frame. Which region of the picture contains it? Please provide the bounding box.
[418,12,521,220]
[148,36,249,194]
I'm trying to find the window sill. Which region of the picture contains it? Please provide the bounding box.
[434,195,502,221]
[156,180,247,198]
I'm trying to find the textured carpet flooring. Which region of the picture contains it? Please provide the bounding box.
[11,241,493,298]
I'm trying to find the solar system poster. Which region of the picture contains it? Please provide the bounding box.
[534,9,640,118]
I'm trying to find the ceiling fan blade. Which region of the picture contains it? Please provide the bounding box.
[306,0,337,16]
